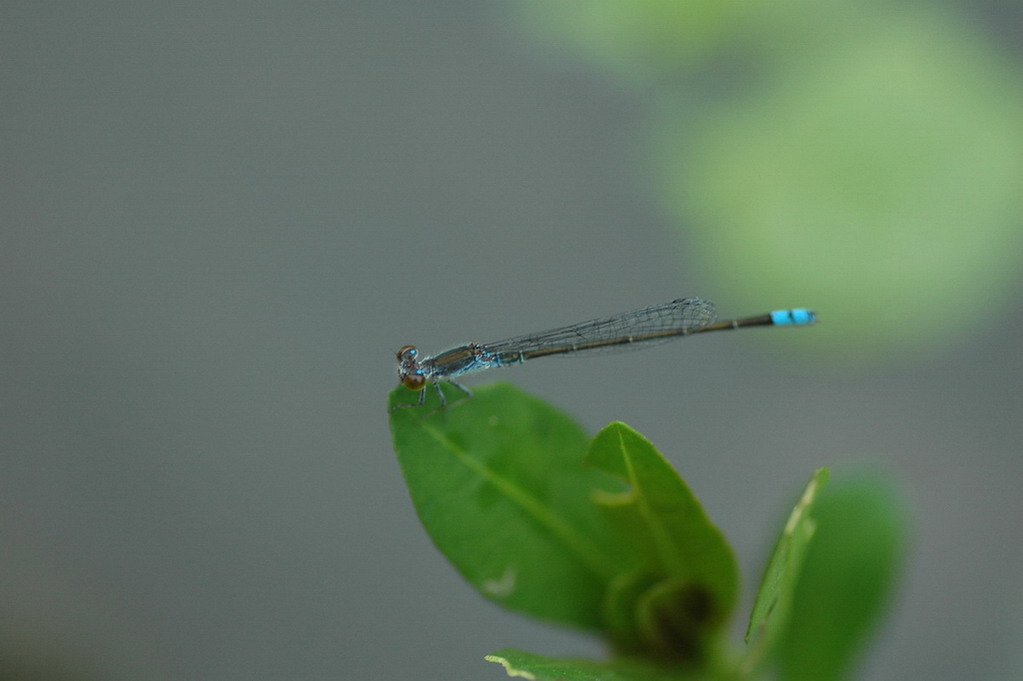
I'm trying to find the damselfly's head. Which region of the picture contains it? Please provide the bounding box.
[395,345,426,392]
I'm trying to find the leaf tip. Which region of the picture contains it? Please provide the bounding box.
[596,420,639,437]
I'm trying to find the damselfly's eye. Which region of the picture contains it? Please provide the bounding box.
[402,373,426,391]
[396,345,417,361]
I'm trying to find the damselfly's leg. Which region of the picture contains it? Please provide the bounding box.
[392,380,473,414]
[449,381,472,400]
[434,380,472,408]
[425,380,473,415]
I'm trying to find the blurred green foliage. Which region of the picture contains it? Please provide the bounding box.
[514,2,1023,358]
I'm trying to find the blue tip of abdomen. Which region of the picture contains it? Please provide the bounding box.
[771,308,816,326]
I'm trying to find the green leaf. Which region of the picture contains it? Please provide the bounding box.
[776,473,908,681]
[486,649,696,681]
[742,468,829,671]
[388,382,634,630]
[587,423,738,660]
[390,390,740,658]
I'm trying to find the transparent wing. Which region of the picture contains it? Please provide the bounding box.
[481,298,717,361]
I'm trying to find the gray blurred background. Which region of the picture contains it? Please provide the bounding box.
[4,3,1022,680]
